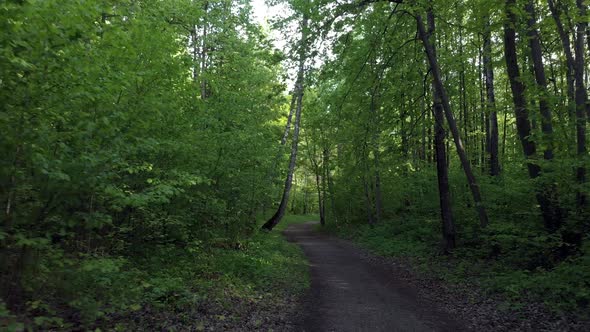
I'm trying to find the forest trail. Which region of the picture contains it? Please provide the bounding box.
[284,222,467,332]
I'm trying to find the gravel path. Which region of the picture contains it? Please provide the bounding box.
[284,222,468,332]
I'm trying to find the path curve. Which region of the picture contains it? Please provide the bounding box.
[284,221,468,332]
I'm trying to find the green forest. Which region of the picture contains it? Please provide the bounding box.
[1,0,589,330]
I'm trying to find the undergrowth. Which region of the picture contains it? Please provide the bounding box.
[323,216,590,318]
[1,215,311,331]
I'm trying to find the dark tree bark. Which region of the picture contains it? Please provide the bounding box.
[504,0,563,232]
[433,94,456,251]
[426,10,455,252]
[574,0,588,208]
[303,177,308,215]
[262,15,309,231]
[320,150,328,224]
[362,173,375,226]
[362,127,376,226]
[370,89,383,223]
[315,170,325,225]
[421,95,427,161]
[416,10,489,229]
[305,133,326,226]
[525,0,555,161]
[548,0,576,122]
[483,16,500,176]
[324,148,338,223]
[459,23,469,160]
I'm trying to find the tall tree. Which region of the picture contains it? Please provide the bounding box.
[262,14,310,231]
[525,0,555,161]
[503,0,562,232]
[482,14,500,176]
[416,5,489,229]
[426,9,456,251]
[573,0,588,208]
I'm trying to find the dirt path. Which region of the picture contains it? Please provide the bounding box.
[284,222,468,332]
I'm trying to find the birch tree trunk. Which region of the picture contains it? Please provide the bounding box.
[261,15,309,231]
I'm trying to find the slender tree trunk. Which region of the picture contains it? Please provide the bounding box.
[504,0,563,232]
[281,93,297,145]
[321,159,327,224]
[200,1,209,100]
[303,176,308,215]
[548,0,576,123]
[266,90,298,202]
[416,10,489,229]
[306,135,325,225]
[426,10,456,252]
[370,90,383,223]
[191,28,199,82]
[427,102,433,163]
[373,146,383,223]
[483,16,500,176]
[459,24,469,161]
[261,15,309,231]
[525,0,555,161]
[421,95,427,161]
[574,0,588,208]
[400,93,408,157]
[291,172,297,213]
[361,128,376,226]
[433,94,456,252]
[362,171,375,226]
[324,148,338,223]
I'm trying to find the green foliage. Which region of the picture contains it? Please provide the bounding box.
[325,219,433,257]
[294,0,590,319]
[0,0,300,329]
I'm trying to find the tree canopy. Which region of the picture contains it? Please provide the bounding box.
[1,0,590,329]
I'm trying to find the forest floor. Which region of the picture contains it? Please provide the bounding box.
[286,221,590,332]
[285,221,467,332]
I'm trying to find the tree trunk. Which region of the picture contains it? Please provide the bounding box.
[303,178,308,215]
[200,1,209,100]
[426,10,456,252]
[504,0,563,232]
[324,148,338,223]
[261,15,309,231]
[483,16,500,176]
[525,0,555,161]
[321,154,327,224]
[548,0,576,124]
[416,10,489,229]
[574,0,588,208]
[267,89,298,202]
[306,135,325,225]
[362,172,375,226]
[370,89,383,223]
[281,93,297,145]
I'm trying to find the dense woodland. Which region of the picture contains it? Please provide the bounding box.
[1,0,590,330]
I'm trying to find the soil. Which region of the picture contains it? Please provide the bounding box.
[285,221,590,332]
[284,221,468,332]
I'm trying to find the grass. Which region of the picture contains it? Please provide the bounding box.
[274,214,320,231]
[126,213,313,328]
[5,215,313,331]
